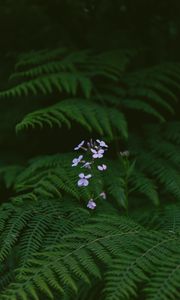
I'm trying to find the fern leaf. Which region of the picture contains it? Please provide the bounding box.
[16,99,128,139]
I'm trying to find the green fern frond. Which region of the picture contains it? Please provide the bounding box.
[12,50,90,79]
[104,231,179,300]
[0,73,92,98]
[0,214,142,300]
[94,93,166,121]
[0,165,24,189]
[160,122,180,144]
[15,48,68,69]
[87,49,137,77]
[129,122,180,203]
[145,255,180,300]
[1,210,180,300]
[129,170,159,206]
[16,99,128,139]
[0,207,33,262]
[128,87,175,114]
[4,48,136,104]
[121,98,165,121]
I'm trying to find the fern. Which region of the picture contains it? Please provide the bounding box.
[2,49,134,101]
[0,205,179,300]
[128,122,180,203]
[0,212,142,299]
[16,99,128,139]
[145,256,180,300]
[2,49,179,125]
[1,72,93,98]
[104,231,179,300]
[0,44,180,300]
[100,63,180,124]
[129,169,159,206]
[0,207,32,262]
[7,121,180,208]
[15,48,68,68]
[0,165,24,189]
[12,50,90,78]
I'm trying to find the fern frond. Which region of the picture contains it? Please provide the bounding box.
[129,122,180,203]
[128,87,175,114]
[87,49,137,77]
[104,232,179,300]
[12,50,90,79]
[2,211,180,300]
[16,99,128,139]
[0,207,32,262]
[15,48,68,69]
[0,196,180,300]
[0,215,142,300]
[0,73,92,98]
[145,255,180,300]
[121,98,166,121]
[129,170,159,206]
[0,165,24,189]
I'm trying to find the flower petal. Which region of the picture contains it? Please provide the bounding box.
[77,179,84,186]
[98,165,103,171]
[78,173,85,178]
[99,149,104,154]
[91,149,97,154]
[84,179,89,186]
[85,174,92,179]
[74,140,85,150]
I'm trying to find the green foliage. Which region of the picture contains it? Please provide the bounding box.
[16,99,128,140]
[1,49,133,99]
[128,122,180,204]
[0,43,179,300]
[0,200,179,300]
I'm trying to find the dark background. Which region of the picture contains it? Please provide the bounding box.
[0,0,180,164]
[0,0,180,56]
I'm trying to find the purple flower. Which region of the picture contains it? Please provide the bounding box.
[99,192,106,199]
[97,164,107,171]
[72,155,83,167]
[91,148,104,159]
[74,140,85,150]
[77,173,92,187]
[96,139,108,148]
[87,199,96,209]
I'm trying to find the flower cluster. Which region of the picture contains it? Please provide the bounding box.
[72,139,108,209]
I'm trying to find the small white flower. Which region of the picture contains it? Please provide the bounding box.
[87,199,96,209]
[99,192,106,199]
[74,140,85,150]
[97,164,107,171]
[72,155,83,167]
[77,173,92,187]
[96,139,108,148]
[91,148,104,159]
